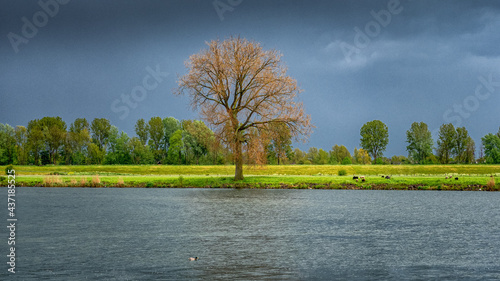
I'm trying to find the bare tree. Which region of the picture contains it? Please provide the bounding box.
[176,36,312,180]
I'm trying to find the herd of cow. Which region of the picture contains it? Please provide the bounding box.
[352,175,460,181]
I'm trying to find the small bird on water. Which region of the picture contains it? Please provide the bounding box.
[189,257,198,261]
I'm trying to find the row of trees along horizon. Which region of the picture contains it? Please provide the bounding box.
[0,117,499,166]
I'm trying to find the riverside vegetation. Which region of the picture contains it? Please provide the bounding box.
[1,164,498,191]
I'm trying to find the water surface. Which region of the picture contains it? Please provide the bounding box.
[1,188,499,280]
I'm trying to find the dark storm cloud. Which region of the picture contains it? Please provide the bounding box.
[1,0,499,156]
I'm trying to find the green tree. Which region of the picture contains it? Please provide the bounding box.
[163,117,181,153]
[68,118,91,165]
[357,148,371,164]
[27,119,44,165]
[360,120,389,162]
[86,143,104,164]
[90,118,111,164]
[167,130,184,164]
[39,117,67,164]
[267,123,293,165]
[454,127,471,163]
[129,137,155,164]
[135,118,149,145]
[329,145,352,164]
[464,137,475,164]
[424,154,439,164]
[184,120,222,165]
[481,133,500,164]
[14,126,28,165]
[352,147,359,164]
[182,120,213,165]
[341,156,352,165]
[0,123,16,165]
[290,148,307,164]
[406,122,433,163]
[105,128,132,164]
[104,126,119,164]
[317,149,329,165]
[391,155,407,165]
[436,123,456,164]
[307,147,319,164]
[148,117,165,163]
[91,118,111,151]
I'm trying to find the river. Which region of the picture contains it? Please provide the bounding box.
[1,187,499,280]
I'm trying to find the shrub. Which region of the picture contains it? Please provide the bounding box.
[5,164,14,175]
[341,157,352,165]
[338,169,347,176]
[375,157,391,165]
[117,177,125,187]
[92,175,101,187]
[43,175,63,187]
[487,177,495,190]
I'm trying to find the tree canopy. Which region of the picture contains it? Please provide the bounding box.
[406,122,433,163]
[482,133,500,164]
[176,36,312,180]
[360,120,389,162]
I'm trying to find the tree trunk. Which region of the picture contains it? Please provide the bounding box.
[234,139,244,181]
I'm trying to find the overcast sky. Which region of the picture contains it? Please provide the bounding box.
[1,0,499,156]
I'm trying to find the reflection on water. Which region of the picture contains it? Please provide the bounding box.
[2,188,499,280]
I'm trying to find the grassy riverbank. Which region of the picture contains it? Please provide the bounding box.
[3,164,500,176]
[2,165,499,190]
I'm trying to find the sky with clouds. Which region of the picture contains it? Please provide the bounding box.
[1,0,499,156]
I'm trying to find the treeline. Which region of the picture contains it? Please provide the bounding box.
[0,117,231,166]
[0,117,499,165]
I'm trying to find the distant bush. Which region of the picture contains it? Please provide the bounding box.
[92,175,101,187]
[423,155,439,164]
[375,157,391,165]
[117,177,125,187]
[80,177,87,187]
[338,169,347,176]
[43,175,63,187]
[487,177,495,190]
[5,164,14,175]
[341,157,352,165]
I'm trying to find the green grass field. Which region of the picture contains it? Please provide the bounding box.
[1,164,499,190]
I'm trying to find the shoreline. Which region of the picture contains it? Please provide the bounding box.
[4,179,497,191]
[2,164,498,191]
